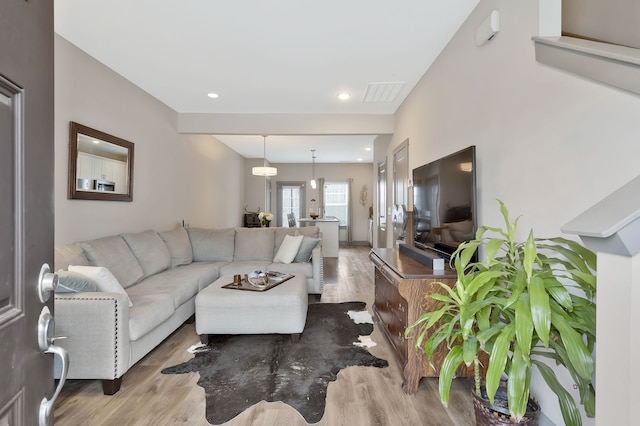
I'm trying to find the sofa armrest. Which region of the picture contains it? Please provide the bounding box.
[310,244,324,294]
[54,292,131,380]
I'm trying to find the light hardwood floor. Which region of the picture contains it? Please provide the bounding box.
[55,246,475,426]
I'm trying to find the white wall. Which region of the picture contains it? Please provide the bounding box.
[260,163,374,243]
[244,157,274,214]
[55,36,245,243]
[388,0,640,424]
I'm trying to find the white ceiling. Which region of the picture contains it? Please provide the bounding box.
[214,134,376,164]
[54,0,479,162]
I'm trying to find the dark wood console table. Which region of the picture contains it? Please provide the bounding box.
[369,247,476,394]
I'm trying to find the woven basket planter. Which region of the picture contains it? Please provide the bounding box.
[472,385,540,426]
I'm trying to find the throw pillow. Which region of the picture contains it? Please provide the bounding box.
[293,236,321,263]
[187,228,235,262]
[55,271,99,293]
[79,236,144,288]
[68,265,133,307]
[122,230,171,277]
[234,228,275,261]
[273,234,304,264]
[158,227,193,268]
[54,244,89,272]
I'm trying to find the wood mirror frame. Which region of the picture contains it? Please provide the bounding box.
[67,122,134,201]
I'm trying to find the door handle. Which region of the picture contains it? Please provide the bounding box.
[38,307,69,426]
[37,263,58,303]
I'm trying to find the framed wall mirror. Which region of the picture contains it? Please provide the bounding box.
[68,122,134,201]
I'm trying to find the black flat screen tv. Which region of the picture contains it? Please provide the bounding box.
[412,146,477,261]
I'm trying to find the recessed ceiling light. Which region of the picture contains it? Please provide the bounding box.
[357,158,363,162]
[207,92,220,99]
[337,92,351,100]
[364,147,371,151]
[92,140,100,144]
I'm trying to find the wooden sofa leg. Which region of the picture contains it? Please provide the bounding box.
[291,333,301,344]
[200,334,209,345]
[102,377,122,395]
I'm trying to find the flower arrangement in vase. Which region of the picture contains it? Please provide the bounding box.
[258,212,273,227]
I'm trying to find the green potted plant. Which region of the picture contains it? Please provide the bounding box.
[406,201,596,426]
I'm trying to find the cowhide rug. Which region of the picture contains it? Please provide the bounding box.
[161,301,388,424]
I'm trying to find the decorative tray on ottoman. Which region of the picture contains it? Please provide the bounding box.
[222,271,294,292]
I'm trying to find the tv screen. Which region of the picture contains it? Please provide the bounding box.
[412,146,477,260]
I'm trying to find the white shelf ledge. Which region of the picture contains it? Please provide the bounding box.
[562,175,640,257]
[533,36,640,96]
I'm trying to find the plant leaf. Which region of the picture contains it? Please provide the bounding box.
[523,230,536,280]
[438,345,464,405]
[545,237,597,271]
[486,323,515,403]
[529,275,551,347]
[484,238,504,262]
[463,337,477,366]
[533,360,583,426]
[544,277,574,311]
[551,312,594,380]
[508,345,531,420]
[515,294,533,355]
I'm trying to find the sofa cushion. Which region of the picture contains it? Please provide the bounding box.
[176,261,226,291]
[68,265,133,307]
[55,271,98,293]
[79,236,144,288]
[158,227,193,268]
[293,236,322,263]
[122,230,171,278]
[188,228,235,262]
[268,261,313,278]
[234,228,274,261]
[125,264,216,309]
[219,261,271,277]
[54,244,89,272]
[273,234,304,264]
[127,293,175,341]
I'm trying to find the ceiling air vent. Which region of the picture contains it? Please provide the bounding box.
[363,81,406,103]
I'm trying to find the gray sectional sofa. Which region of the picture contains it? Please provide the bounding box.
[53,226,323,394]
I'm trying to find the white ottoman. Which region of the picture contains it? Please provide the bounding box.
[195,274,308,343]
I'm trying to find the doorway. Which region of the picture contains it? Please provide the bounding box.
[323,180,351,243]
[277,182,306,227]
[377,160,387,247]
[393,140,409,245]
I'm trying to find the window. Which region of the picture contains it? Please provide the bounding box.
[323,182,349,226]
[277,182,305,227]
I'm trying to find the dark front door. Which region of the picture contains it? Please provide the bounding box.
[0,1,60,425]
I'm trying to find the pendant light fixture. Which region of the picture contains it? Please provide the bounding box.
[310,149,317,189]
[252,135,277,177]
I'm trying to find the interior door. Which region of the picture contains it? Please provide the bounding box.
[393,141,409,208]
[0,2,62,425]
[393,140,409,244]
[377,160,387,247]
